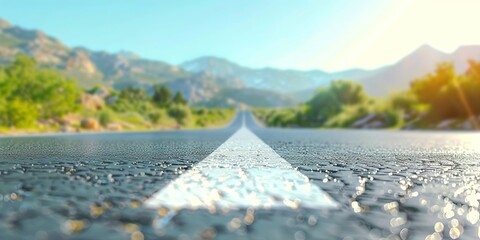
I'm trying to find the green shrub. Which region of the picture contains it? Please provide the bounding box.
[119,112,145,125]
[111,87,153,114]
[410,62,480,120]
[148,109,167,124]
[152,85,172,107]
[387,91,418,113]
[324,104,371,128]
[330,79,368,105]
[168,104,192,125]
[0,55,81,121]
[193,108,234,128]
[98,109,115,127]
[306,89,341,124]
[0,98,38,128]
[384,109,404,128]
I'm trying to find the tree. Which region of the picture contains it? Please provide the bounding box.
[306,88,342,123]
[303,80,368,125]
[464,60,480,114]
[118,86,149,102]
[38,73,81,119]
[388,91,418,114]
[410,62,480,120]
[0,67,7,97]
[411,62,455,105]
[2,55,38,102]
[330,80,368,105]
[111,86,152,113]
[98,109,115,127]
[153,85,172,107]
[1,98,38,128]
[0,54,81,126]
[172,92,188,105]
[168,104,191,125]
[466,59,480,80]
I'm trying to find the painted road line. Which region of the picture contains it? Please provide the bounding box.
[145,116,338,210]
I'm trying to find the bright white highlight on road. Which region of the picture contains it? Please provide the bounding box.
[145,118,338,210]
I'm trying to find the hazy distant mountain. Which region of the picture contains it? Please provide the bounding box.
[181,57,332,93]
[358,44,480,96]
[165,72,244,104]
[358,45,449,96]
[197,88,297,108]
[450,45,480,72]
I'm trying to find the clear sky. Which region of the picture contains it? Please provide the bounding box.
[1,0,479,71]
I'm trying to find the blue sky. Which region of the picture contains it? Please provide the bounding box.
[1,1,479,71]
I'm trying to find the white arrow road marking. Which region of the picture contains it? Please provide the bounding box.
[145,116,338,210]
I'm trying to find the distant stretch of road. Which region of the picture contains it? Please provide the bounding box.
[0,111,479,239]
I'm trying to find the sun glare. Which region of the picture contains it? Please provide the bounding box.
[320,0,480,71]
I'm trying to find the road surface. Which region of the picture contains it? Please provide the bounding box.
[1,111,480,239]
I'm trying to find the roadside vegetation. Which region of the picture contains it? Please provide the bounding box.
[254,60,480,130]
[0,55,234,134]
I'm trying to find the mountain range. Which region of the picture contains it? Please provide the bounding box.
[182,44,480,99]
[1,17,480,107]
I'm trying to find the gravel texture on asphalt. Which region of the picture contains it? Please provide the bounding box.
[0,112,480,239]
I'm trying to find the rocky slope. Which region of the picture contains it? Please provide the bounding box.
[0,18,189,89]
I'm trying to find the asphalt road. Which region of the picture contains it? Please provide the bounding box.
[1,111,480,239]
